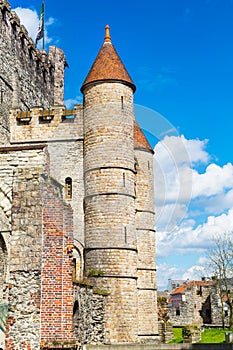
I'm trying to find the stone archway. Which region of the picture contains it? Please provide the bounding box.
[73,246,83,282]
[73,239,84,282]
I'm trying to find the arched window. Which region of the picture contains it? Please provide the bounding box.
[65,177,72,199]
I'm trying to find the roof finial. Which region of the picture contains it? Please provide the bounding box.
[104,24,111,43]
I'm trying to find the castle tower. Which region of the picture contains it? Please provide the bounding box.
[134,121,159,342]
[81,26,138,344]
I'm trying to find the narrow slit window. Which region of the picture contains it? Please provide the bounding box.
[148,161,150,170]
[0,89,3,104]
[65,177,72,199]
[124,226,127,243]
[121,96,124,110]
[123,172,126,187]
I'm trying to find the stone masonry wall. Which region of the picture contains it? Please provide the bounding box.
[0,0,66,144]
[83,82,138,344]
[73,284,106,344]
[0,235,7,301]
[40,175,74,346]
[210,285,230,326]
[10,106,83,143]
[170,284,214,327]
[9,105,85,244]
[0,145,46,233]
[135,149,158,342]
[5,167,44,350]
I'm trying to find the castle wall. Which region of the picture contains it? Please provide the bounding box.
[0,145,75,349]
[9,105,85,246]
[9,105,83,143]
[0,1,66,144]
[169,285,214,327]
[0,2,159,345]
[83,82,138,344]
[5,166,44,350]
[0,146,46,350]
[73,284,106,345]
[40,176,74,346]
[135,149,158,342]
[0,145,46,233]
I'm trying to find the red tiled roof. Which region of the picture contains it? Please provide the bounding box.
[134,120,153,153]
[81,25,136,93]
[171,280,215,295]
[172,284,187,295]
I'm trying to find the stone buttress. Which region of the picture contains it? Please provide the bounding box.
[81,26,138,344]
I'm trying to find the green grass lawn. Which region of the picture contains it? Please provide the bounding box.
[198,328,232,343]
[170,327,233,344]
[169,328,183,343]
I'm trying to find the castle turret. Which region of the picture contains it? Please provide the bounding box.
[81,26,138,344]
[134,120,159,342]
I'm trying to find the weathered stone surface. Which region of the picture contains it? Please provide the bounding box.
[73,284,106,344]
[0,2,159,347]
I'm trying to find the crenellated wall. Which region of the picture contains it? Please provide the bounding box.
[0,1,159,346]
[0,0,67,144]
[9,105,85,245]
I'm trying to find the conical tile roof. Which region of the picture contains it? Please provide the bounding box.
[81,25,136,92]
[134,120,153,153]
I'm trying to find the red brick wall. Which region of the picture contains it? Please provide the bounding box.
[40,179,74,344]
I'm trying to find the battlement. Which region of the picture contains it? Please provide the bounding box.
[0,0,67,144]
[10,105,84,143]
[0,0,63,82]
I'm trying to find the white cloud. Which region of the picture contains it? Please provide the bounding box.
[65,96,83,108]
[154,134,233,290]
[182,264,206,281]
[157,208,233,258]
[192,163,233,198]
[157,263,183,290]
[154,135,233,232]
[154,135,203,231]
[157,257,210,290]
[13,7,38,40]
[13,7,55,46]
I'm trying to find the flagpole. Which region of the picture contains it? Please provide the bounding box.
[35,1,45,49]
[42,0,45,50]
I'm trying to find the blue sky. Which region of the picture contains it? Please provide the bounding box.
[10,0,233,290]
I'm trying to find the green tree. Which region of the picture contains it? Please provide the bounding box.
[208,233,233,328]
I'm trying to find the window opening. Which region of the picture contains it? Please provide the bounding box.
[124,226,127,243]
[65,177,72,199]
[123,173,126,187]
[121,96,124,110]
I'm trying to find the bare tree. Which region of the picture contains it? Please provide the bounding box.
[207,233,233,328]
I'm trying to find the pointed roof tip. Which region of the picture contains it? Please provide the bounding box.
[104,24,111,43]
[81,25,136,93]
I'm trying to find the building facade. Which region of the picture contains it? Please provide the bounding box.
[0,1,158,348]
[169,279,232,327]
